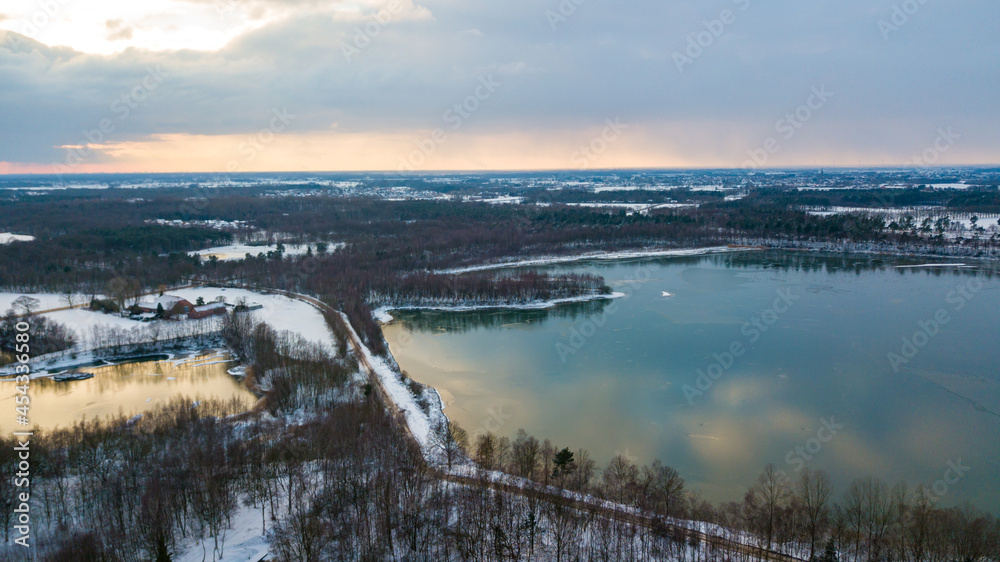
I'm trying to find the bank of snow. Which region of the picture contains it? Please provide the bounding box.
[337,312,446,456]
[373,291,625,324]
[0,232,34,244]
[437,245,751,274]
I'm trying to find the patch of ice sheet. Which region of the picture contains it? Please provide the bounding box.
[372,292,626,324]
[373,307,396,323]
[0,233,34,244]
[437,245,751,274]
[1,350,178,378]
[894,263,973,269]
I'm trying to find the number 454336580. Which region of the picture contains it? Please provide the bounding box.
[14,321,30,420]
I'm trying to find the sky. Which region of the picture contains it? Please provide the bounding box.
[0,0,997,173]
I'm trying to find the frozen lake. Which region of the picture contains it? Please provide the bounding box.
[384,252,1000,512]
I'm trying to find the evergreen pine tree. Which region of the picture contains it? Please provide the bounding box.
[819,538,838,562]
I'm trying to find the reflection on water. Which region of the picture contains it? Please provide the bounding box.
[396,299,612,334]
[385,252,1000,513]
[0,350,256,431]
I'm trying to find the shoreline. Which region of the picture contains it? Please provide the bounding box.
[434,245,754,274]
[373,243,998,457]
[372,291,626,324]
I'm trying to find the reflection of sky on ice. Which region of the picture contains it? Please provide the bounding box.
[385,253,1000,512]
[0,352,254,432]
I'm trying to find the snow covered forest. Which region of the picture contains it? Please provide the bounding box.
[1,182,1000,560]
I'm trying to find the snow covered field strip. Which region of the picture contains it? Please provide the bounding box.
[437,245,751,274]
[190,243,312,261]
[372,291,626,323]
[894,263,973,269]
[0,232,35,244]
[0,292,91,312]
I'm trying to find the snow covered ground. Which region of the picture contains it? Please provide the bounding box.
[437,245,752,274]
[336,310,446,456]
[373,292,626,323]
[462,195,524,204]
[168,287,339,354]
[0,287,339,359]
[176,503,270,562]
[0,292,91,312]
[190,243,313,261]
[593,185,679,192]
[0,232,34,244]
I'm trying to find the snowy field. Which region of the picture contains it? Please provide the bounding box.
[0,292,91,312]
[168,287,339,354]
[0,232,34,244]
[564,202,699,212]
[803,207,1000,237]
[0,286,339,356]
[190,243,313,261]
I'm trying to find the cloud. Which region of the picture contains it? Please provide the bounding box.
[0,0,998,171]
[105,19,134,42]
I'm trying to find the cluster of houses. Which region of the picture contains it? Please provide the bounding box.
[128,294,261,321]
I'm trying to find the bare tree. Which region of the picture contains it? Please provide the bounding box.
[11,295,40,316]
[751,463,791,549]
[510,429,540,480]
[798,468,833,560]
[433,420,468,471]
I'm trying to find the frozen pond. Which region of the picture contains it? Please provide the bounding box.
[0,350,256,431]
